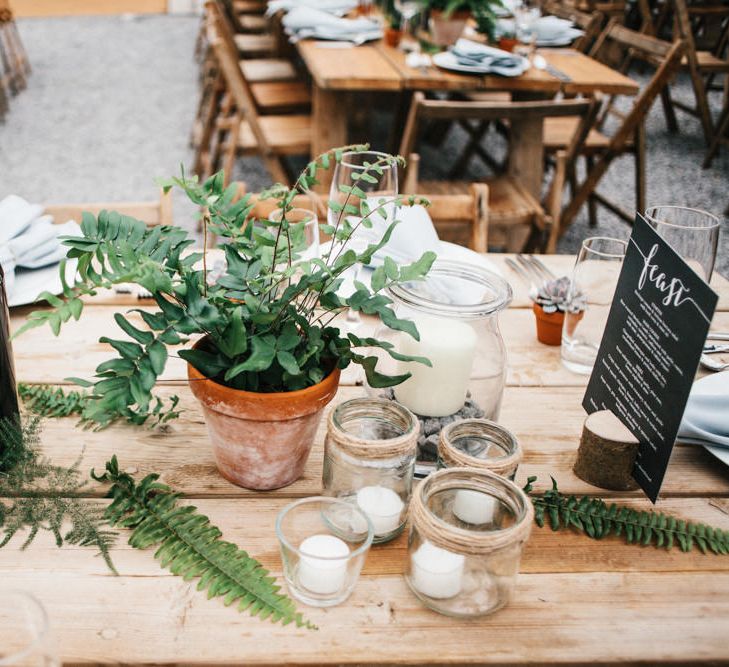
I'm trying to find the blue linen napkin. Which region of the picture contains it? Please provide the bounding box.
[678,386,729,448]
[450,38,522,69]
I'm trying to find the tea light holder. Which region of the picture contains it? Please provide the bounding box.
[405,467,534,617]
[276,496,374,607]
[438,419,522,480]
[322,398,419,543]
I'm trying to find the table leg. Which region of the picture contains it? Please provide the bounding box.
[312,84,348,193]
[507,117,544,198]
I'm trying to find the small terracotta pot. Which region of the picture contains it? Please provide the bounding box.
[384,26,403,48]
[188,338,340,490]
[498,36,519,52]
[532,302,565,346]
[430,9,470,46]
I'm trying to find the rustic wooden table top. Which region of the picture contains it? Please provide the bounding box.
[4,254,729,665]
[296,41,640,96]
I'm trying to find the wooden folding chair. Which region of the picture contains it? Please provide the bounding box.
[204,3,312,185]
[399,93,599,252]
[552,22,686,232]
[657,0,729,144]
[0,0,30,102]
[703,91,729,166]
[541,0,604,53]
[44,190,173,227]
[242,185,491,252]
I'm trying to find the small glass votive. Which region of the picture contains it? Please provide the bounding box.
[322,398,419,544]
[0,591,59,667]
[438,419,522,480]
[276,496,373,607]
[269,207,320,260]
[405,468,534,617]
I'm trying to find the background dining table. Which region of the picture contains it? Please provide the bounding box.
[3,253,729,664]
[293,40,639,196]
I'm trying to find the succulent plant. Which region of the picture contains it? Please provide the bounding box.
[534,276,586,314]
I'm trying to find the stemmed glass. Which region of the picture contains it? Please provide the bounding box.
[394,0,421,51]
[644,205,720,283]
[514,0,540,60]
[328,151,398,332]
[0,591,60,666]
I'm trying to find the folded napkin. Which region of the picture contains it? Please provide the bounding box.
[678,387,729,448]
[282,6,379,35]
[363,204,440,267]
[533,15,573,40]
[0,194,44,245]
[450,38,522,69]
[267,0,357,16]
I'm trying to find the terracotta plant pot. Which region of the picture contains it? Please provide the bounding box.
[384,26,403,48]
[430,9,470,47]
[498,36,519,52]
[188,339,341,491]
[532,302,565,346]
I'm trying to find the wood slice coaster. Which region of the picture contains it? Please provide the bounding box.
[573,410,639,491]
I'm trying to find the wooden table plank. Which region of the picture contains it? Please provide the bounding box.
[25,385,729,499]
[539,49,641,96]
[1,569,727,664]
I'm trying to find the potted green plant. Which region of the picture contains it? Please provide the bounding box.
[418,0,503,46]
[18,146,435,491]
[532,276,585,346]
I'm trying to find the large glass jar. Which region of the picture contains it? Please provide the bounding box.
[322,398,419,544]
[405,467,534,617]
[367,260,512,471]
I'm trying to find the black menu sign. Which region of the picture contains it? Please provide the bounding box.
[583,214,718,502]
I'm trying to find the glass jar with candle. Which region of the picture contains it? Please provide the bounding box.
[405,467,533,617]
[366,259,512,471]
[276,496,374,607]
[438,419,522,480]
[323,398,419,544]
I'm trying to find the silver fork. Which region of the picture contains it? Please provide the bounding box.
[505,257,539,296]
[516,254,554,286]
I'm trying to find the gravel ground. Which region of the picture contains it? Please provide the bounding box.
[1,13,727,275]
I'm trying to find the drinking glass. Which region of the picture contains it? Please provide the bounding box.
[276,496,374,607]
[644,205,720,282]
[0,592,59,666]
[514,1,540,59]
[394,0,421,51]
[329,151,398,330]
[269,207,320,261]
[561,237,627,375]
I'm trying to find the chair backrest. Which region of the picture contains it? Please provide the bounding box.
[44,190,172,227]
[589,20,686,150]
[240,184,491,252]
[399,93,599,183]
[541,0,603,52]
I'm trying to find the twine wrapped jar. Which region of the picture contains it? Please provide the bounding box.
[405,467,533,617]
[438,419,522,480]
[322,398,419,544]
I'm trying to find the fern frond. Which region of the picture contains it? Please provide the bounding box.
[0,417,118,571]
[92,457,316,629]
[525,478,729,555]
[19,383,90,419]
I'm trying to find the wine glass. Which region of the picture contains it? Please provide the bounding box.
[644,205,720,283]
[329,151,398,331]
[514,0,540,60]
[0,591,60,667]
[394,0,421,52]
[269,207,320,262]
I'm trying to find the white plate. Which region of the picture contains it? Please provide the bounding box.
[432,50,530,77]
[536,29,584,46]
[291,27,382,43]
[8,259,77,308]
[687,372,729,467]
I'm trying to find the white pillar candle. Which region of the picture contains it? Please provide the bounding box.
[410,540,465,599]
[394,316,477,417]
[297,534,350,595]
[356,485,404,537]
[453,489,496,525]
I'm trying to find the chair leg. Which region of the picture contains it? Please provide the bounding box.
[635,124,646,214]
[585,156,598,227]
[703,101,729,168]
[660,86,679,134]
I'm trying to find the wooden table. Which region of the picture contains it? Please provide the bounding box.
[295,40,639,195]
[4,254,729,664]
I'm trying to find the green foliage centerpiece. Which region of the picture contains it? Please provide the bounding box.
[19,146,435,489]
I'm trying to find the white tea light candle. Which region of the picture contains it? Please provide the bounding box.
[356,485,404,536]
[297,534,350,595]
[453,489,496,525]
[410,540,465,599]
[394,316,477,417]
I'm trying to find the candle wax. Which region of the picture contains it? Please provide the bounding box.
[394,315,477,417]
[356,485,404,537]
[410,540,465,599]
[297,534,350,595]
[453,489,496,525]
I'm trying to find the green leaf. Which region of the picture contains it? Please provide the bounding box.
[224,335,276,380]
[276,350,300,375]
[114,313,154,345]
